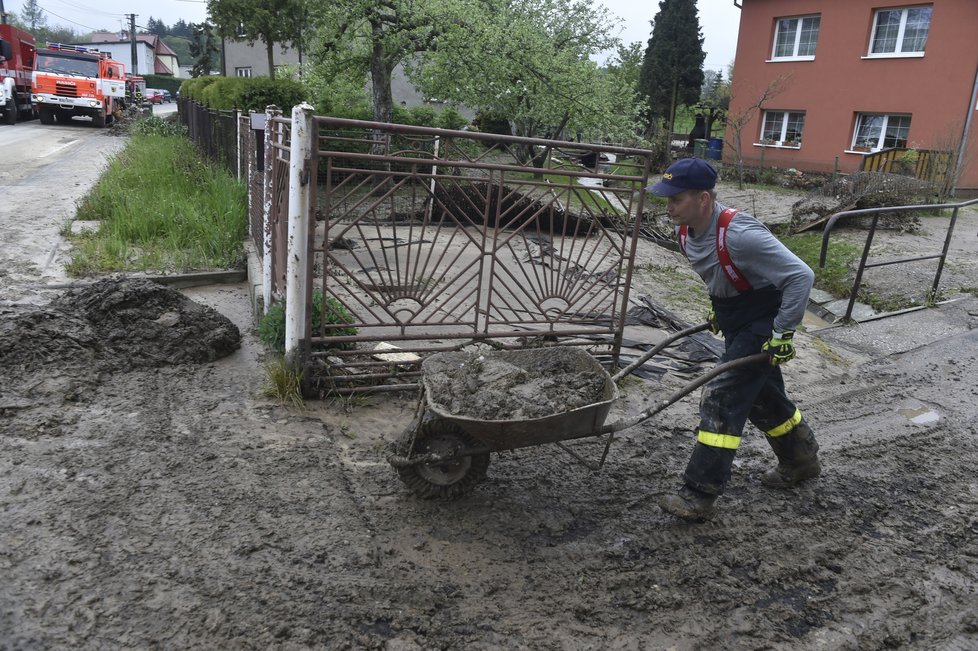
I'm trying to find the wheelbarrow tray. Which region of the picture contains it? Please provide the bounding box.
[420,347,620,451]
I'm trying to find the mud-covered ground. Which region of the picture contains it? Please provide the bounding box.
[2,179,978,649]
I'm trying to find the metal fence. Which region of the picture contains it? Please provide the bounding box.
[180,102,654,392]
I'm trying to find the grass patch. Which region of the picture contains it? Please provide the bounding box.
[261,356,304,407]
[780,232,860,299]
[781,231,921,313]
[66,123,247,276]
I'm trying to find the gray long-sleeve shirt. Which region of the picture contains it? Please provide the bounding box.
[681,202,814,333]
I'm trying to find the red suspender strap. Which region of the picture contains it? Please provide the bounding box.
[678,225,688,255]
[716,208,751,292]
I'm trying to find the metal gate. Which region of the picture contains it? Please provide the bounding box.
[298,116,653,391]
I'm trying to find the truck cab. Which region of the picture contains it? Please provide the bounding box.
[0,24,36,124]
[32,43,126,127]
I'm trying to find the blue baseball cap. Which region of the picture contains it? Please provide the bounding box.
[646,157,718,196]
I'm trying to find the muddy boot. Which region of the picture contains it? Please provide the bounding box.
[658,485,719,522]
[761,420,821,488]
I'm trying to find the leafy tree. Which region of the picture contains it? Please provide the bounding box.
[695,68,730,139]
[308,0,458,125]
[18,0,47,32]
[415,0,631,165]
[638,0,705,138]
[189,22,219,77]
[207,0,306,79]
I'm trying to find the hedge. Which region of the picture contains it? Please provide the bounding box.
[178,76,308,113]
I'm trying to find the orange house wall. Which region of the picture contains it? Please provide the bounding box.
[726,0,978,195]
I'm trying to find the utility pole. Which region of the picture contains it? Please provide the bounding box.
[128,13,137,74]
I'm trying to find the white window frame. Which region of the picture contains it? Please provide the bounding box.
[235,67,253,78]
[756,110,805,148]
[865,5,932,59]
[769,14,820,62]
[848,113,912,153]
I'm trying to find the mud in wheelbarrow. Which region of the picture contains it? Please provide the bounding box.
[388,325,767,499]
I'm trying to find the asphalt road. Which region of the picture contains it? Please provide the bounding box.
[0,115,128,304]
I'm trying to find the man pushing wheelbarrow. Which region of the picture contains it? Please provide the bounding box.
[647,157,822,522]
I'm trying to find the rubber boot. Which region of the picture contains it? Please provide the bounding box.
[761,420,821,488]
[658,485,719,522]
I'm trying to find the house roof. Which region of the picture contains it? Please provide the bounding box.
[88,32,178,57]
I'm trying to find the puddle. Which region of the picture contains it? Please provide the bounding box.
[897,406,940,425]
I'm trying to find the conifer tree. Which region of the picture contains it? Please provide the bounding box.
[638,0,705,137]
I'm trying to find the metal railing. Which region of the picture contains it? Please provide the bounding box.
[819,197,978,321]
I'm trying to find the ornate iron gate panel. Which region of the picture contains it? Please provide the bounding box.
[307,117,651,390]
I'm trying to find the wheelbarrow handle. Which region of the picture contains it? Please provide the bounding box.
[597,352,771,434]
[610,321,711,383]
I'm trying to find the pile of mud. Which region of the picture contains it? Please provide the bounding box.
[422,347,609,421]
[0,278,240,385]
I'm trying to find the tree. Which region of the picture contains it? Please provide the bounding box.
[725,74,791,189]
[414,0,631,165]
[638,0,705,138]
[189,22,219,77]
[146,17,168,36]
[171,20,193,39]
[208,0,306,80]
[18,0,47,32]
[308,0,457,125]
[695,68,730,139]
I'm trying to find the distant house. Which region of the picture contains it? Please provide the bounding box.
[728,0,978,196]
[221,38,300,78]
[80,32,180,78]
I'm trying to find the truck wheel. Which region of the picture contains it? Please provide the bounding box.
[38,106,55,125]
[3,102,16,125]
[93,110,106,128]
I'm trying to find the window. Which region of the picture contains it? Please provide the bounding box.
[759,111,805,147]
[235,67,252,78]
[851,114,911,151]
[772,15,820,60]
[869,6,931,56]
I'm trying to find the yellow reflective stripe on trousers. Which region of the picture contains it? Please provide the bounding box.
[766,409,802,438]
[697,431,741,449]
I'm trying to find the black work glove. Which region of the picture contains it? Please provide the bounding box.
[762,330,796,365]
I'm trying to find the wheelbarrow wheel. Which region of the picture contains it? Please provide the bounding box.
[394,417,490,500]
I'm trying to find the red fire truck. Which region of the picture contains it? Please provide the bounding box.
[0,23,36,124]
[32,43,126,127]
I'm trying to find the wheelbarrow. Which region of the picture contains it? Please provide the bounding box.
[388,323,769,499]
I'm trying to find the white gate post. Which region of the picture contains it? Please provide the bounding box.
[284,102,315,366]
[262,105,280,314]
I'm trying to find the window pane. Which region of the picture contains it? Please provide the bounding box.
[774,19,798,57]
[901,7,931,52]
[855,115,884,148]
[883,116,911,148]
[798,16,820,56]
[785,113,805,141]
[871,10,900,54]
[762,112,783,140]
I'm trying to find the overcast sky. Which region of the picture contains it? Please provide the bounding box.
[12,0,739,73]
[599,0,741,72]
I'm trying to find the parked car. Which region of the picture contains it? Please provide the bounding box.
[161,89,172,103]
[144,89,163,105]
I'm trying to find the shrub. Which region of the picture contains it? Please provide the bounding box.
[258,292,357,353]
[435,106,469,131]
[180,76,308,113]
